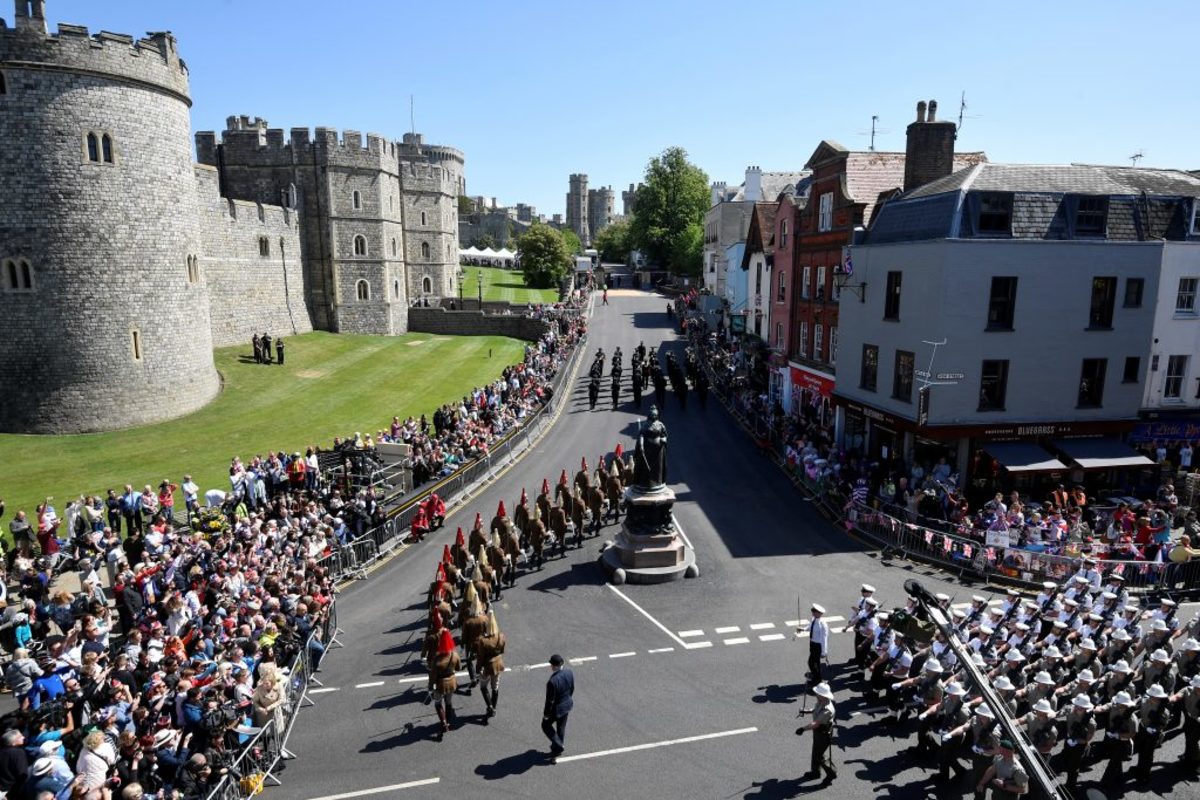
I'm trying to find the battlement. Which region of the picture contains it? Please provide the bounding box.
[194,164,294,228]
[196,118,402,169]
[0,11,190,102]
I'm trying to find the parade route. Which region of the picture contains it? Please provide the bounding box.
[283,290,1199,800]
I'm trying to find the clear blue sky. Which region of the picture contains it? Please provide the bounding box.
[33,1,1200,216]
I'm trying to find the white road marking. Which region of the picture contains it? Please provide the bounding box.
[714,626,741,634]
[570,656,598,664]
[355,681,385,689]
[785,620,802,627]
[723,637,750,645]
[685,641,713,649]
[303,777,441,800]
[759,633,785,642]
[308,687,340,695]
[609,652,636,659]
[554,726,758,764]
[795,631,810,639]
[749,623,776,630]
[397,676,426,685]
[606,584,688,648]
[824,615,846,623]
[648,647,675,654]
[678,630,705,638]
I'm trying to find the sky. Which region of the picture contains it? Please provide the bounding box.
[28,1,1200,216]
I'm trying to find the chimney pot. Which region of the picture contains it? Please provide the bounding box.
[928,100,938,122]
[916,101,927,123]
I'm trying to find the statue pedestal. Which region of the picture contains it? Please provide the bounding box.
[599,485,697,584]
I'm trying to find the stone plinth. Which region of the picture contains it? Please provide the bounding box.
[599,485,697,584]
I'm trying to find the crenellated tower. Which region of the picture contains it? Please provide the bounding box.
[397,133,465,301]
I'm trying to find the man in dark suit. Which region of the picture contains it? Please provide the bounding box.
[542,653,575,761]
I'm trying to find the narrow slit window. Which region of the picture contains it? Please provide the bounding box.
[19,261,32,290]
[354,235,367,256]
[131,330,143,361]
[101,134,114,164]
[86,132,99,163]
[4,261,16,290]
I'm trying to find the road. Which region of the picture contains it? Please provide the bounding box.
[284,290,1197,800]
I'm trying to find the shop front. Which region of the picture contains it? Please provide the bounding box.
[790,363,835,431]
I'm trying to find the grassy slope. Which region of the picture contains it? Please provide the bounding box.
[462,266,559,305]
[0,331,525,524]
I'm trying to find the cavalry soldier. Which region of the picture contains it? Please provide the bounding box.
[1061,693,1097,792]
[468,512,488,555]
[475,610,506,721]
[587,481,605,534]
[501,523,521,588]
[440,544,461,586]
[594,454,609,495]
[252,332,262,363]
[428,628,461,741]
[458,581,481,630]
[799,682,837,784]
[419,608,446,664]
[513,488,531,542]
[472,548,494,604]
[528,506,547,570]
[614,443,631,484]
[428,564,454,619]
[547,502,570,559]
[574,459,591,498]
[606,463,623,521]
[556,470,572,508]
[486,531,508,601]
[536,478,553,523]
[1133,684,1170,784]
[460,592,487,694]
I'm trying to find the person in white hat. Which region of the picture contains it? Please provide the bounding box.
[847,589,879,661]
[852,601,884,670]
[798,682,837,783]
[802,603,829,685]
[1138,649,1175,694]
[1132,684,1171,784]
[1022,698,1058,754]
[1100,690,1139,790]
[921,682,969,778]
[1062,694,1097,790]
[1170,674,1200,766]
[964,704,999,789]
[976,736,1029,798]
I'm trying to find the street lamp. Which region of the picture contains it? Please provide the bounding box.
[477,269,483,304]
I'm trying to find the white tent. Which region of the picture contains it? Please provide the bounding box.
[458,246,482,258]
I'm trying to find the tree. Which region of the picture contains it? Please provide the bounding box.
[560,228,582,255]
[629,146,710,276]
[517,223,572,289]
[472,233,497,250]
[457,195,474,215]
[593,218,633,264]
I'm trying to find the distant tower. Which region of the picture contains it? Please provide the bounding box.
[565,174,590,245]
[0,3,219,432]
[587,186,615,240]
[623,182,642,216]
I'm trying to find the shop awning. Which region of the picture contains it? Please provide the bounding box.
[982,441,1067,473]
[1052,437,1155,470]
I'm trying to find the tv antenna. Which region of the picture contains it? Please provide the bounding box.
[956,91,982,133]
[858,115,889,151]
[410,95,416,137]
[1129,150,1144,167]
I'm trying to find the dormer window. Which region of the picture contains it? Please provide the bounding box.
[977,193,1013,235]
[1192,202,1200,236]
[1074,196,1108,237]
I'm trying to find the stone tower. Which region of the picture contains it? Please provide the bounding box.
[0,1,219,433]
[398,133,465,302]
[565,173,590,245]
[622,182,641,216]
[587,186,615,240]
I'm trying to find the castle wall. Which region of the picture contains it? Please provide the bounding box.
[193,166,313,347]
[407,307,550,342]
[0,22,219,433]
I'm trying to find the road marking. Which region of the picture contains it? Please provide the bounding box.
[308,687,340,695]
[303,777,441,800]
[685,641,713,649]
[723,637,750,645]
[785,620,801,627]
[795,631,809,639]
[606,584,688,648]
[570,656,598,664]
[609,652,636,659]
[714,626,741,634]
[759,633,786,642]
[678,630,705,638]
[355,681,385,689]
[648,647,675,654]
[554,726,758,764]
[749,623,776,630]
[824,615,846,623]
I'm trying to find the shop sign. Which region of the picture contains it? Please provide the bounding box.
[791,365,834,399]
[1130,419,1200,443]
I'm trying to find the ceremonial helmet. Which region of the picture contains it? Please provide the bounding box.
[560,469,569,485]
[441,545,452,565]
[436,628,456,655]
[541,478,550,495]
[455,527,465,548]
[519,488,528,505]
[497,500,507,518]
[486,609,500,638]
[473,512,483,530]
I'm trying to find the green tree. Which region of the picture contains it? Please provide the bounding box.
[457,195,474,214]
[593,218,633,264]
[629,146,710,276]
[472,233,498,250]
[517,223,572,289]
[560,228,582,255]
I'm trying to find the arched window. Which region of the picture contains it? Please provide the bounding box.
[393,279,400,299]
[422,276,432,294]
[421,241,430,259]
[258,236,270,257]
[352,190,362,210]
[353,235,367,256]
[186,255,199,284]
[101,134,114,164]
[18,261,30,289]
[356,279,370,301]
[4,260,16,290]
[85,132,99,163]
[420,211,427,226]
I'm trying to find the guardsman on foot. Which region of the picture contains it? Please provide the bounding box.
[429,628,461,741]
[420,608,445,664]
[529,507,547,570]
[486,531,508,601]
[514,488,531,542]
[574,459,590,498]
[501,524,521,588]
[611,373,621,409]
[1172,675,1200,769]
[1061,694,1096,792]
[450,527,469,573]
[476,610,506,722]
[587,482,605,535]
[472,548,494,605]
[490,501,510,541]
[570,485,586,547]
[1099,691,1138,791]
[803,604,830,686]
[469,512,488,554]
[606,462,623,521]
[556,470,571,507]
[548,502,569,559]
[1133,684,1170,785]
[966,704,999,794]
[800,682,837,784]
[460,591,487,695]
[537,479,552,524]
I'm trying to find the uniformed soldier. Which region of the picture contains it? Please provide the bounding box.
[536,478,552,523]
[459,592,487,693]
[888,657,941,724]
[799,682,837,783]
[555,470,572,508]
[486,531,508,601]
[1099,691,1138,791]
[570,486,586,548]
[926,682,970,775]
[419,608,445,664]
[1133,684,1170,784]
[1061,693,1097,792]
[547,502,569,559]
[468,512,488,555]
[588,377,600,410]
[475,610,506,721]
[606,464,623,522]
[1138,648,1178,694]
[587,482,605,534]
[1172,674,1200,768]
[965,704,999,794]
[631,365,643,408]
[513,488,531,542]
[611,372,621,409]
[261,332,273,363]
[501,523,521,588]
[489,501,510,541]
[449,527,470,573]
[976,738,1028,799]
[652,369,667,409]
[574,459,591,498]
[428,628,461,741]
[471,548,494,604]
[1021,698,1058,756]
[252,333,263,363]
[528,507,547,570]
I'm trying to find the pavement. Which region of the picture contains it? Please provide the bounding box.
[282,291,1200,800]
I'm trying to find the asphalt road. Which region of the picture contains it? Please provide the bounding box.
[284,290,1198,800]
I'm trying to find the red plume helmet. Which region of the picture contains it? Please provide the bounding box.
[430,608,443,630]
[473,512,482,529]
[497,500,507,518]
[520,487,528,504]
[441,545,452,564]
[581,457,588,472]
[455,527,465,548]
[541,478,550,494]
[436,628,455,655]
[615,443,624,459]
[559,469,568,485]
[435,563,446,583]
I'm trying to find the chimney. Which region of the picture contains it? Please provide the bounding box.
[903,98,957,193]
[744,166,763,202]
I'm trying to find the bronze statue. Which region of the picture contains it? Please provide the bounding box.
[634,405,668,489]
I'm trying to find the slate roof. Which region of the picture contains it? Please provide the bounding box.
[719,170,812,202]
[837,151,986,226]
[906,163,1200,199]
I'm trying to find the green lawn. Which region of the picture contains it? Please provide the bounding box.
[462,266,559,305]
[0,331,525,529]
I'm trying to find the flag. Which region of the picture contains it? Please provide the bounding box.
[943,536,952,552]
[986,547,996,561]
[843,254,854,276]
[963,544,973,558]
[924,531,934,545]
[1114,562,1124,575]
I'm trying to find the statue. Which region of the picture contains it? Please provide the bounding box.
[633,405,668,489]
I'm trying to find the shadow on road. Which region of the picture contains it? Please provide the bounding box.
[523,562,607,594]
[742,776,829,798]
[473,748,548,780]
[751,683,807,705]
[360,720,430,752]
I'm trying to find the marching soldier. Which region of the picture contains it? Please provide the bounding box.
[931,682,971,781]
[460,592,487,694]
[611,372,621,409]
[468,512,488,555]
[1099,691,1138,792]
[594,454,609,495]
[652,368,667,410]
[1133,684,1170,785]
[964,704,998,793]
[846,584,878,658]
[489,501,510,541]
[1061,694,1096,792]
[529,506,547,570]
[476,610,506,721]
[458,580,481,629]
[976,738,1028,799]
[486,531,508,601]
[428,628,461,741]
[1172,674,1200,769]
[547,502,569,559]
[501,522,521,588]
[513,488,531,543]
[587,481,605,535]
[471,548,494,604]
[419,608,446,664]
[606,462,623,522]
[631,365,643,409]
[555,470,572,507]
[799,682,837,784]
[1021,698,1058,757]
[574,459,591,498]
[536,478,552,523]
[570,485,586,548]
[588,377,599,410]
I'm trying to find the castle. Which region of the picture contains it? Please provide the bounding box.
[0,1,464,434]
[564,174,616,246]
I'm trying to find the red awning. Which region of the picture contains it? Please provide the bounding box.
[791,365,834,399]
